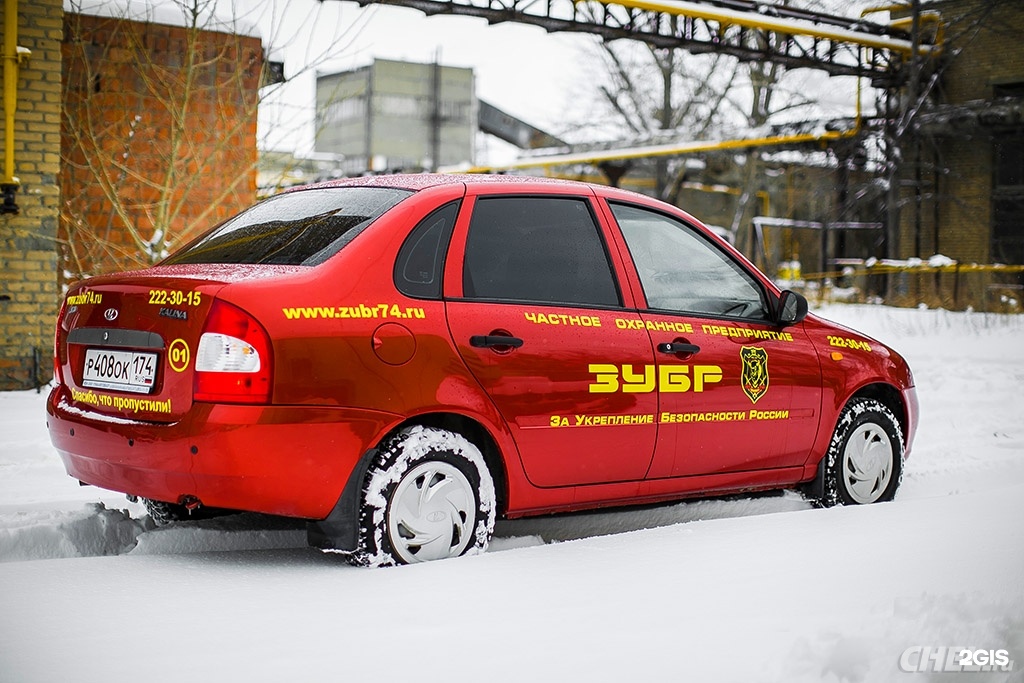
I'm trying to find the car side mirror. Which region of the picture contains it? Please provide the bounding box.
[777,290,808,326]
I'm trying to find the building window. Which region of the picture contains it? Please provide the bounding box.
[318,96,366,126]
[992,83,1024,267]
[993,135,1024,266]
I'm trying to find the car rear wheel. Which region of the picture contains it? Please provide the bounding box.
[347,426,496,567]
[143,499,190,526]
[820,398,904,506]
[142,499,232,526]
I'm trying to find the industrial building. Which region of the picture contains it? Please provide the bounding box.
[315,58,477,174]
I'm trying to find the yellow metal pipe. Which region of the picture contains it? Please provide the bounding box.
[861,4,910,18]
[581,0,940,57]
[454,127,859,173]
[890,12,945,47]
[4,0,20,186]
[861,4,945,44]
[451,10,871,176]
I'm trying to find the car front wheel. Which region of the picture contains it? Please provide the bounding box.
[820,398,904,506]
[347,426,496,567]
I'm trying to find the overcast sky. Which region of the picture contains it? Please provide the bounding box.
[235,0,873,160]
[73,0,878,158]
[241,0,599,155]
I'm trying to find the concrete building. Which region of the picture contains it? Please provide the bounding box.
[315,58,477,174]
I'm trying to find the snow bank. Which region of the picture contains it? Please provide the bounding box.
[0,502,311,562]
[3,304,1021,562]
[0,504,143,563]
[0,304,1022,683]
[131,513,307,556]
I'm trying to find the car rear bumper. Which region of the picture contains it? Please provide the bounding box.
[47,385,398,519]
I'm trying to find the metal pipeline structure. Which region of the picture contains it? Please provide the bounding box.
[2,0,30,214]
[406,0,941,177]
[586,0,941,59]
[351,0,939,81]
[447,126,864,174]
[447,62,869,175]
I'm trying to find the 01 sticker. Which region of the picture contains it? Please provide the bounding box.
[168,339,190,373]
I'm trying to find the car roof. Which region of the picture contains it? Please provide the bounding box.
[288,173,598,194]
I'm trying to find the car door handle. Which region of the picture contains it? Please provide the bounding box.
[470,335,524,349]
[658,342,701,355]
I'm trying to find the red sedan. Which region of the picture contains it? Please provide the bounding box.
[48,174,918,566]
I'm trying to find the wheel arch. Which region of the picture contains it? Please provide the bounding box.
[306,410,510,553]
[803,382,907,503]
[383,412,509,516]
[848,382,908,444]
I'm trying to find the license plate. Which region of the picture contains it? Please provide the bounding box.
[82,349,157,394]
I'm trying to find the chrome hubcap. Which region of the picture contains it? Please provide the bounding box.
[842,423,894,504]
[387,461,475,563]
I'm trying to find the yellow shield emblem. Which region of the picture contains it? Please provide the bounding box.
[740,346,769,404]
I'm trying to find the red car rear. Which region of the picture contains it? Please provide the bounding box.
[48,174,918,566]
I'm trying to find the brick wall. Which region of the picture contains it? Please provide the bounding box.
[0,0,62,390]
[938,0,1024,104]
[60,12,261,280]
[1,3,262,391]
[896,0,1024,309]
[929,0,1023,268]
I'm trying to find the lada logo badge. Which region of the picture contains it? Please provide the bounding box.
[104,308,119,321]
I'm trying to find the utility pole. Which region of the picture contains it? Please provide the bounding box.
[430,49,442,172]
[885,0,922,297]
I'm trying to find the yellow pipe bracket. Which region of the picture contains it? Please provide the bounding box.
[2,0,27,214]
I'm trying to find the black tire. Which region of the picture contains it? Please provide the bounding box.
[818,398,904,507]
[142,499,232,526]
[143,499,191,526]
[346,426,496,567]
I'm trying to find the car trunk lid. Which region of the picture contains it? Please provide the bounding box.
[57,265,297,423]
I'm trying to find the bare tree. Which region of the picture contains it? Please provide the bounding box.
[577,1,855,214]
[59,0,354,281]
[719,25,819,247]
[584,38,739,196]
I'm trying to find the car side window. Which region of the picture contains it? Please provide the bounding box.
[394,201,460,299]
[462,196,620,307]
[610,202,769,320]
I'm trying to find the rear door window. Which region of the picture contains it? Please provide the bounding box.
[164,187,412,266]
[462,196,620,308]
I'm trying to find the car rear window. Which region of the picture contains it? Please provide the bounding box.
[163,187,412,266]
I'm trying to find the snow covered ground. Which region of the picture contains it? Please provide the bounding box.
[1,304,1022,682]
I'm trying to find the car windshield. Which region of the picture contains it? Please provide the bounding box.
[163,187,413,266]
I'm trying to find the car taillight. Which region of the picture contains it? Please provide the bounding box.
[53,300,67,386]
[193,299,272,404]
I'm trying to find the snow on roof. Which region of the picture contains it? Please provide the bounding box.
[64,0,262,39]
[293,172,598,193]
